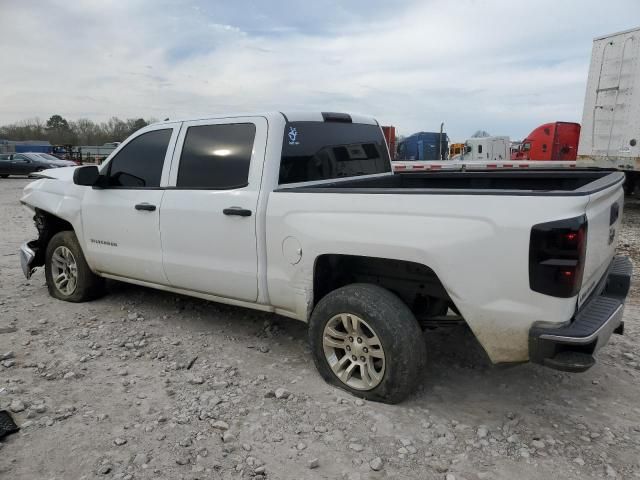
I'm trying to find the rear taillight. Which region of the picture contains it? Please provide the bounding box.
[529,215,587,298]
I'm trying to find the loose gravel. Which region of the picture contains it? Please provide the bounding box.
[1,178,639,480]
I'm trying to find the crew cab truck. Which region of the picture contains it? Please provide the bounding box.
[19,112,633,403]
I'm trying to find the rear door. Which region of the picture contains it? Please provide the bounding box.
[82,124,181,284]
[160,117,267,301]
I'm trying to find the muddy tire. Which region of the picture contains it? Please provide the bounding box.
[309,283,426,404]
[45,231,104,302]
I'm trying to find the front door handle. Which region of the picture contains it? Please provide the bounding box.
[223,207,252,217]
[135,203,156,211]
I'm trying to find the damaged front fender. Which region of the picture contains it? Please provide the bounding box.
[19,172,85,279]
[19,209,75,279]
[19,241,38,279]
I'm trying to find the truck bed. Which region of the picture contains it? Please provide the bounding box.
[278,170,624,196]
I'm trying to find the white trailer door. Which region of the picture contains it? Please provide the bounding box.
[578,28,640,168]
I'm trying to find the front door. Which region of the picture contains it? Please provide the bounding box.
[12,155,34,174]
[82,124,181,284]
[160,117,267,301]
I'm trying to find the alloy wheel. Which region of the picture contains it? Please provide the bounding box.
[322,313,386,390]
[51,246,78,295]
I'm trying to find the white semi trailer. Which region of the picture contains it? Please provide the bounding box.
[578,27,640,194]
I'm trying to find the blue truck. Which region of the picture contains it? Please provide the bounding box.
[397,131,449,160]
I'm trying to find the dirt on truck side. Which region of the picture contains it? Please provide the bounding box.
[0,177,639,480]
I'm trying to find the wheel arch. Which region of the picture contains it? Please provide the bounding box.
[311,253,456,322]
[28,208,78,269]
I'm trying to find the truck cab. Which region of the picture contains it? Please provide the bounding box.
[513,122,581,161]
[456,136,510,162]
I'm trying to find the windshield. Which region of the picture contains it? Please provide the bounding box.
[279,121,391,185]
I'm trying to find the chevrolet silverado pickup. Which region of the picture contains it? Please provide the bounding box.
[19,111,632,403]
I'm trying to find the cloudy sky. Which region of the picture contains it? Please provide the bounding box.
[2,0,639,139]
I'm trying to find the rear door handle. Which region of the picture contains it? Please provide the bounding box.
[135,203,156,211]
[223,207,252,217]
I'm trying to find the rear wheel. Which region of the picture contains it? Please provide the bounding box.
[45,231,104,302]
[309,283,426,404]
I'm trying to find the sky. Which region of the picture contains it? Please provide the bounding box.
[1,0,639,140]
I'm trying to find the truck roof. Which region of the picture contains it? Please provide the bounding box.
[150,111,379,126]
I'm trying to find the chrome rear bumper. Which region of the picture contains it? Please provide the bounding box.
[529,256,632,372]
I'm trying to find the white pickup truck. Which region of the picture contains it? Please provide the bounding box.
[20,112,632,403]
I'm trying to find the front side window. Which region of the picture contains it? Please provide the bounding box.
[106,129,172,187]
[177,123,256,189]
[279,122,391,185]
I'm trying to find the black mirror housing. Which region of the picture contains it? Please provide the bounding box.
[73,165,100,186]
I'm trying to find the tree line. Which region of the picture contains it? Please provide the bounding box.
[0,115,158,146]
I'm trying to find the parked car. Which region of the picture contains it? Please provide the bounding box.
[0,152,76,178]
[31,152,78,166]
[19,112,632,403]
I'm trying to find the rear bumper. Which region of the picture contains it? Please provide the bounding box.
[529,256,632,372]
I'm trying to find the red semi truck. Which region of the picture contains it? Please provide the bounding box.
[511,121,581,161]
[382,125,396,159]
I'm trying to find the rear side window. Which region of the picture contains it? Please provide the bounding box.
[177,123,256,189]
[107,129,172,187]
[279,122,391,184]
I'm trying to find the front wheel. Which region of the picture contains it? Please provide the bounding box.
[309,283,426,404]
[45,231,104,302]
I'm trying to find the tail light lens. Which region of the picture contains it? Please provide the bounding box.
[529,215,587,298]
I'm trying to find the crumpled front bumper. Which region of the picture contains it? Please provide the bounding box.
[19,242,37,279]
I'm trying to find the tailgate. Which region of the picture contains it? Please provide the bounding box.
[578,182,625,307]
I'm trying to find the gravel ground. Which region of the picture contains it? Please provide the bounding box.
[0,177,639,480]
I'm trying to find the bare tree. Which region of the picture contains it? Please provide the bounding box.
[0,115,156,145]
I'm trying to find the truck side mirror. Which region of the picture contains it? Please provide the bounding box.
[73,165,100,186]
